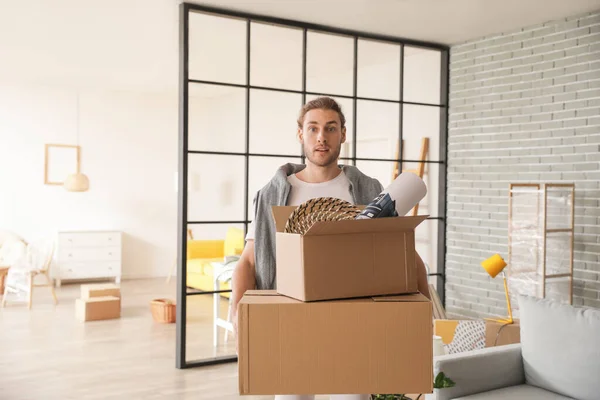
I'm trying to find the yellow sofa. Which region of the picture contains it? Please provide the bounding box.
[186,227,244,298]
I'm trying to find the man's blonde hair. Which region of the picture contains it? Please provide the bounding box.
[297,97,346,129]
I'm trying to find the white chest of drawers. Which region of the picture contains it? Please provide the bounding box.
[55,231,122,287]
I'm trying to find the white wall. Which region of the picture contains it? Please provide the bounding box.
[0,1,445,279]
[0,84,178,278]
[0,0,180,279]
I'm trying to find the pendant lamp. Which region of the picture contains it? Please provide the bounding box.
[65,93,89,192]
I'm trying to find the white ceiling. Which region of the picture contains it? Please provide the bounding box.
[189,0,600,45]
[0,0,598,93]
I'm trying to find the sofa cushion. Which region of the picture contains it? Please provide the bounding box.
[223,227,244,257]
[186,240,224,260]
[187,259,207,274]
[518,295,600,400]
[454,384,573,399]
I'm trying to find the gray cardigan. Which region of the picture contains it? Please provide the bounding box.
[251,163,384,290]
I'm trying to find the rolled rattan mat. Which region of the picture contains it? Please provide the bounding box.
[284,197,361,235]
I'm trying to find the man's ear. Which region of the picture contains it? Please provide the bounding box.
[341,126,347,143]
[297,128,303,143]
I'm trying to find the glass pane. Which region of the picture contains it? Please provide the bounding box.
[305,94,354,160]
[355,160,396,192]
[250,22,303,90]
[416,218,439,275]
[357,39,401,101]
[189,12,247,84]
[188,84,246,153]
[356,100,399,159]
[306,31,354,96]
[402,163,439,218]
[187,223,246,242]
[185,292,237,362]
[545,276,572,304]
[403,46,441,104]
[248,156,303,219]
[187,154,245,222]
[546,232,572,276]
[508,272,543,319]
[249,89,303,156]
[428,276,438,291]
[510,185,543,233]
[185,222,245,362]
[546,186,574,230]
[509,186,544,284]
[403,104,441,162]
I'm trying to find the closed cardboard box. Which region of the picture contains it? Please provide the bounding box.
[273,206,428,302]
[238,290,433,396]
[76,296,120,322]
[81,283,121,300]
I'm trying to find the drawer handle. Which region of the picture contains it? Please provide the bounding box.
[68,254,73,257]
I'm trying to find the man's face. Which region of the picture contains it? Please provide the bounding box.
[298,109,346,167]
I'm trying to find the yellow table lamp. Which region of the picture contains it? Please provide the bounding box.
[481,254,514,324]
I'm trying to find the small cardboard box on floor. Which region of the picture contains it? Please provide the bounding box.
[272,206,428,302]
[76,283,121,322]
[238,290,433,395]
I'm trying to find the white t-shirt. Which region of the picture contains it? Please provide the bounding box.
[245,170,353,241]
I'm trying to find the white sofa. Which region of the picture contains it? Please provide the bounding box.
[429,295,600,400]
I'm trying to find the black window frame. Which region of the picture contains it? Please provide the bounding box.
[177,2,449,369]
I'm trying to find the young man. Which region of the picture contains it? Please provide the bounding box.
[231,97,431,400]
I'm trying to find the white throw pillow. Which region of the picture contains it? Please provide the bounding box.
[518,295,600,400]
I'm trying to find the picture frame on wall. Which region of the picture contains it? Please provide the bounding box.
[44,144,81,185]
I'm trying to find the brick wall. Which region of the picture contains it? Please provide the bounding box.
[446,11,600,318]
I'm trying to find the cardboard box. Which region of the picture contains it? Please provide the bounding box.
[485,320,520,347]
[76,296,121,322]
[238,290,433,395]
[81,283,121,300]
[273,206,428,302]
[434,319,486,353]
[434,319,521,353]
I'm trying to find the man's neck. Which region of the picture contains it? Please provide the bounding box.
[296,162,342,183]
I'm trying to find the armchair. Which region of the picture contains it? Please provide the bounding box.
[186,227,244,297]
[2,238,58,309]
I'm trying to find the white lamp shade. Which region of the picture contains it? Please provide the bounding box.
[64,173,89,192]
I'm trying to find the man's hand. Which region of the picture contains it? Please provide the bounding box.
[231,240,256,356]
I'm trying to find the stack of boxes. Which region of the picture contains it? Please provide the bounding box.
[238,206,434,396]
[75,283,121,322]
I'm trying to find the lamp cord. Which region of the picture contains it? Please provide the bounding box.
[494,322,510,346]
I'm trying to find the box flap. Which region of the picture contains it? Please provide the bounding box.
[240,291,300,305]
[371,293,430,303]
[271,206,298,233]
[303,215,429,236]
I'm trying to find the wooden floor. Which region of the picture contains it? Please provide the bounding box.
[0,278,279,400]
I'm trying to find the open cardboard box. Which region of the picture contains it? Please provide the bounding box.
[434,319,521,350]
[273,206,429,301]
[238,290,433,395]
